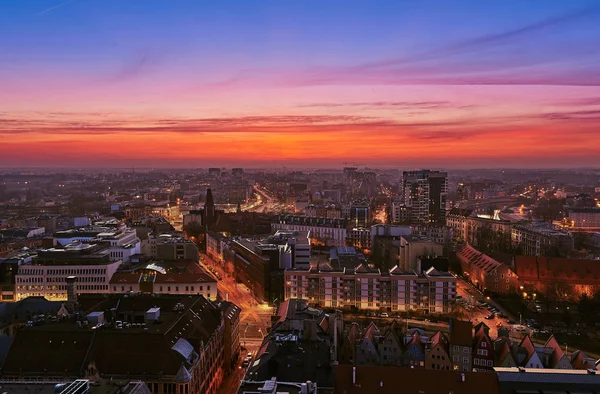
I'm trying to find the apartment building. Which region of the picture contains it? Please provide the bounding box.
[446,209,514,248]
[511,223,573,256]
[284,263,456,313]
[568,207,600,229]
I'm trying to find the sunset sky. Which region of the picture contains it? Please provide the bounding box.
[1,0,599,168]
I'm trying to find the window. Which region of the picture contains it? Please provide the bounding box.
[453,356,459,362]
[463,348,469,354]
[481,342,487,348]
[185,286,189,291]
[487,360,493,367]
[463,357,469,364]
[168,286,171,292]
[160,286,163,291]
[453,345,459,352]
[175,286,179,291]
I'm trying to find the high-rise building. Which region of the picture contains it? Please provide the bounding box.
[402,170,448,223]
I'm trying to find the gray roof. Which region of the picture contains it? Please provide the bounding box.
[496,368,600,385]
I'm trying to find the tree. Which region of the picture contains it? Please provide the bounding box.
[183,221,205,248]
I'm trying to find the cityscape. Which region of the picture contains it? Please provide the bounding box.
[1,1,600,394]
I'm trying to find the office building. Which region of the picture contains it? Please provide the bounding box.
[15,243,122,301]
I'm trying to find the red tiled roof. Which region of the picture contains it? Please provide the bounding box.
[457,244,506,274]
[496,341,514,365]
[514,255,600,283]
[109,273,141,284]
[363,322,380,343]
[518,335,536,366]
[544,335,566,368]
[154,273,215,284]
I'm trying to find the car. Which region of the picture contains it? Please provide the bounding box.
[367,311,376,317]
[242,360,250,368]
[507,319,516,324]
[484,314,495,320]
[247,352,253,358]
[380,313,389,318]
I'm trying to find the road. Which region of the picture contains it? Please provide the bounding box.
[456,278,528,340]
[200,253,273,394]
[249,184,285,214]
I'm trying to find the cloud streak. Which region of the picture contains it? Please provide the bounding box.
[36,0,79,15]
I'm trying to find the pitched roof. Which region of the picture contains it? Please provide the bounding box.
[429,331,449,354]
[457,244,506,274]
[1,330,94,376]
[109,273,141,284]
[513,255,600,283]
[517,335,537,367]
[154,273,215,284]
[363,322,380,343]
[570,350,596,370]
[496,340,515,366]
[406,331,424,353]
[544,335,567,368]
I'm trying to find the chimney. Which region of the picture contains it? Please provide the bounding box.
[66,276,77,310]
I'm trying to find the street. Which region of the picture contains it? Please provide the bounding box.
[456,277,527,340]
[199,253,273,394]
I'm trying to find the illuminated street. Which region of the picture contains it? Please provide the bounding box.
[456,277,525,340]
[200,252,273,394]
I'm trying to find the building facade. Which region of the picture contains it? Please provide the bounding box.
[284,264,456,313]
[403,170,448,224]
[511,223,574,256]
[272,216,348,247]
[15,244,122,301]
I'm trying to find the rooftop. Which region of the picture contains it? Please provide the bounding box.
[1,294,227,379]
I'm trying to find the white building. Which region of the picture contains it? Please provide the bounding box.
[15,243,122,301]
[109,271,218,300]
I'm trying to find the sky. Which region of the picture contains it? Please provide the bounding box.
[1,0,599,168]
